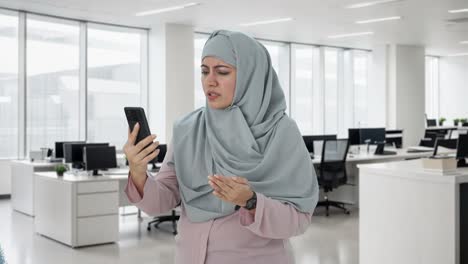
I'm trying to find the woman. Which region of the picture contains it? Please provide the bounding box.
[124,30,319,264]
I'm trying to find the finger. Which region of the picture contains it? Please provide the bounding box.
[142,149,159,164]
[232,176,249,185]
[213,191,227,201]
[136,141,159,161]
[135,134,157,152]
[212,175,234,191]
[128,123,140,145]
[208,179,225,194]
[214,175,236,189]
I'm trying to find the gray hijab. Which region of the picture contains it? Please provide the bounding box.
[172,30,318,222]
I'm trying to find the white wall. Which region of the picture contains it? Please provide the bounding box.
[439,57,468,122]
[368,44,388,128]
[0,160,12,195]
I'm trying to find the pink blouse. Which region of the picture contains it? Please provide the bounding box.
[125,146,312,264]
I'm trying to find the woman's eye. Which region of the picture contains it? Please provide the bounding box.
[201,71,208,75]
[218,71,230,76]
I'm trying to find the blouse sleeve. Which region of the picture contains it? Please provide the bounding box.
[124,143,181,216]
[238,193,312,239]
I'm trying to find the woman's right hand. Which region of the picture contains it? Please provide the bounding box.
[123,123,160,189]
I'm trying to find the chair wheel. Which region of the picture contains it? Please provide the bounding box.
[147,226,151,231]
[345,211,350,215]
[173,231,177,235]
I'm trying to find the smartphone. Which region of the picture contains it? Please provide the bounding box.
[124,107,157,163]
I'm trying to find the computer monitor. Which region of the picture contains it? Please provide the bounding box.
[457,134,468,167]
[302,135,337,153]
[360,128,386,144]
[55,141,85,158]
[427,119,437,127]
[84,146,117,176]
[433,138,458,156]
[348,128,386,145]
[64,143,109,168]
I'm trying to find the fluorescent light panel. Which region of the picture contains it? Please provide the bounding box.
[448,8,468,13]
[346,0,402,9]
[356,16,402,24]
[460,41,468,44]
[447,53,468,57]
[136,2,199,16]
[328,31,374,39]
[240,17,293,27]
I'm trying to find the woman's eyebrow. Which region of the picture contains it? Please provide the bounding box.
[200,64,231,69]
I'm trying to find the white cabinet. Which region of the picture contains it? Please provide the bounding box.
[34,172,120,247]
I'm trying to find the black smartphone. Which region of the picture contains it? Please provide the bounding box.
[124,107,157,163]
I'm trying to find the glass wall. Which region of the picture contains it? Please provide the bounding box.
[0,11,18,158]
[26,15,80,151]
[87,24,146,148]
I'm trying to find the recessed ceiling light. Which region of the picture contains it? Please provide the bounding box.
[356,16,402,24]
[328,32,374,39]
[447,52,468,57]
[448,8,468,14]
[135,2,199,16]
[460,41,468,44]
[346,0,403,9]
[239,17,294,27]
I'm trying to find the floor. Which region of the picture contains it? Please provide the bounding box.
[0,199,358,264]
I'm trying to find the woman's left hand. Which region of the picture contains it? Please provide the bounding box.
[208,175,253,207]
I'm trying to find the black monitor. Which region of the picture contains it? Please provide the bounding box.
[302,135,337,153]
[433,138,458,156]
[84,146,117,175]
[64,143,109,168]
[348,129,361,145]
[457,134,468,167]
[427,119,437,127]
[360,128,386,144]
[55,141,84,158]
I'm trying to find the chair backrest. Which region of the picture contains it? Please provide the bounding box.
[321,139,350,163]
[433,138,458,156]
[302,134,337,153]
[420,131,446,147]
[317,139,350,191]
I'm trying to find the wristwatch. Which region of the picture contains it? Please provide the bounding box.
[244,191,257,210]
[234,191,257,211]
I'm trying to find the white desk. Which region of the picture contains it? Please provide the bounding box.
[311,147,442,205]
[35,172,121,247]
[358,159,468,264]
[11,160,58,216]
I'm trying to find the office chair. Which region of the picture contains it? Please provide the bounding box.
[147,208,180,235]
[146,144,180,235]
[315,139,351,216]
[419,131,445,147]
[433,138,458,156]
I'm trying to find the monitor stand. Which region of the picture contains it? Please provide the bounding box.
[92,169,102,176]
[458,159,468,168]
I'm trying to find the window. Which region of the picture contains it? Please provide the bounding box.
[260,40,290,112]
[425,56,439,119]
[194,34,209,109]
[26,15,80,151]
[87,24,147,148]
[353,51,370,128]
[0,11,18,158]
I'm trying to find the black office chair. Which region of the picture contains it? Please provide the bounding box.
[419,131,445,147]
[433,138,458,156]
[146,144,180,235]
[315,139,350,216]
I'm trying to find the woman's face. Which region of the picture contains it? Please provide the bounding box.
[201,56,236,109]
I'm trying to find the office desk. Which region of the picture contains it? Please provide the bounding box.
[11,160,58,216]
[358,159,468,264]
[311,147,452,205]
[35,172,121,247]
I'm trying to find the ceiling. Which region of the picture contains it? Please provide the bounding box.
[1,0,468,56]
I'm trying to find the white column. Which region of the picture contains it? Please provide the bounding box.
[387,44,426,147]
[148,24,194,144]
[368,44,388,128]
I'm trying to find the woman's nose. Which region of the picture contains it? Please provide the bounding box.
[205,73,217,86]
